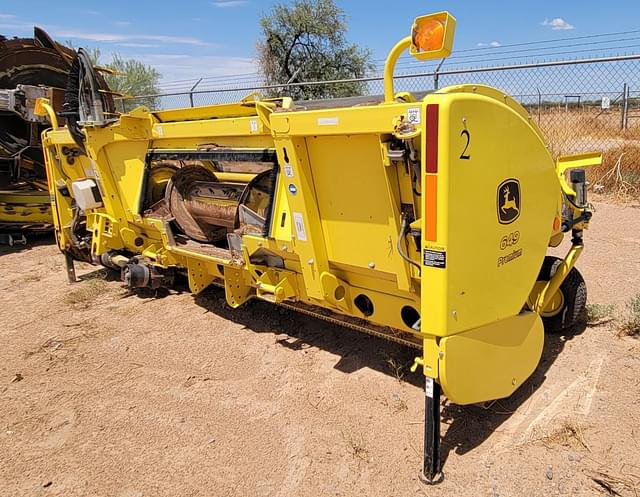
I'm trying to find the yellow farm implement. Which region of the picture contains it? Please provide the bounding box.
[37,12,601,481]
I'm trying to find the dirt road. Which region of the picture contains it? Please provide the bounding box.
[1,201,639,497]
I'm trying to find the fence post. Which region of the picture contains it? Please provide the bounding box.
[284,67,303,97]
[537,88,541,123]
[189,78,203,108]
[621,83,629,130]
[625,84,630,130]
[433,58,446,90]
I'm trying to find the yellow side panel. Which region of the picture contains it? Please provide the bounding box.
[306,135,399,274]
[151,116,268,140]
[101,142,149,220]
[153,102,260,122]
[439,312,544,405]
[422,88,558,336]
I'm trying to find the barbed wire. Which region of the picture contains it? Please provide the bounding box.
[154,28,640,92]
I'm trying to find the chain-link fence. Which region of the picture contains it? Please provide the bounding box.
[117,54,640,192]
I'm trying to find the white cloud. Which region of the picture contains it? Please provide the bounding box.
[141,35,211,46]
[542,18,575,30]
[54,31,124,42]
[53,30,211,46]
[0,20,34,33]
[113,21,131,27]
[0,14,43,34]
[477,41,501,48]
[136,54,255,82]
[212,1,248,7]
[116,42,159,48]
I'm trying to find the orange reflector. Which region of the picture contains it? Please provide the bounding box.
[413,19,445,53]
[553,217,560,231]
[425,175,438,241]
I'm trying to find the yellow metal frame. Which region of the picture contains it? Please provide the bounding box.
[38,12,597,410]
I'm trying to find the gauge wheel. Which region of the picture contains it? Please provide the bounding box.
[535,255,587,333]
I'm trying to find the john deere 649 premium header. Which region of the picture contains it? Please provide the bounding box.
[37,12,600,481]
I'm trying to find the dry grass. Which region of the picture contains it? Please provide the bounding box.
[531,417,590,451]
[24,331,97,359]
[392,396,408,413]
[341,430,369,462]
[586,303,617,325]
[536,108,640,198]
[618,294,640,337]
[383,355,406,381]
[21,273,42,283]
[594,152,640,200]
[63,278,109,306]
[585,469,639,497]
[62,268,114,307]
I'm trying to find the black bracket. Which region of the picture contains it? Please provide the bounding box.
[422,377,443,484]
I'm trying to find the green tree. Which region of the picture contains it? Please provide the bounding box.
[75,47,160,111]
[257,0,374,100]
[102,54,160,110]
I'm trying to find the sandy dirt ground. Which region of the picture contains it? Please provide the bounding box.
[0,201,639,497]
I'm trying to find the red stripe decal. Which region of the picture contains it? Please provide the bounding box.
[426,104,439,174]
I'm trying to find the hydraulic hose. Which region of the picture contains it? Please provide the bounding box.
[397,214,421,275]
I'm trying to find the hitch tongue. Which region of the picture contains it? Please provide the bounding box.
[122,260,174,290]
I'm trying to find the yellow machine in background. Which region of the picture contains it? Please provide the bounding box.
[38,12,601,482]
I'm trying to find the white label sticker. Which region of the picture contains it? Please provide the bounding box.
[284,164,294,178]
[407,107,421,124]
[318,117,339,126]
[249,119,259,133]
[154,125,164,137]
[90,159,100,180]
[425,377,434,398]
[293,212,307,241]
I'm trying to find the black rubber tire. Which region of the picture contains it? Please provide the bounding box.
[536,255,587,333]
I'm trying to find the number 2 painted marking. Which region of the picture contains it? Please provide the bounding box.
[460,129,471,160]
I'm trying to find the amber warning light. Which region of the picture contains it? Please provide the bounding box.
[410,12,456,61]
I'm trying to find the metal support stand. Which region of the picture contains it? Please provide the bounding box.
[0,233,27,246]
[64,252,77,283]
[422,376,442,484]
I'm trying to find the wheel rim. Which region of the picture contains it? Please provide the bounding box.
[540,288,565,317]
[527,280,566,318]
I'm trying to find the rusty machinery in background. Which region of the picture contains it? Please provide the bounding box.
[0,28,113,244]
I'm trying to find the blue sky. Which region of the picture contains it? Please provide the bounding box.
[2,0,640,87]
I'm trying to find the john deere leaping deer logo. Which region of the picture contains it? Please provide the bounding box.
[497,179,521,224]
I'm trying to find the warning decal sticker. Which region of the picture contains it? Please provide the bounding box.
[423,249,446,269]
